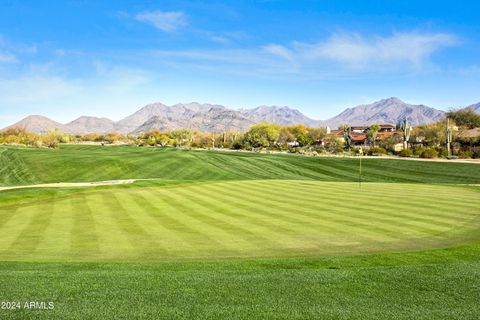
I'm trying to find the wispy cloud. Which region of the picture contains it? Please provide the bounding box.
[266,32,458,70]
[0,51,18,63]
[135,10,187,32]
[263,44,294,62]
[205,31,249,44]
[143,31,458,79]
[456,64,480,76]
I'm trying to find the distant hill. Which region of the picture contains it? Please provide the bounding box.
[466,103,480,114]
[5,97,477,135]
[115,102,224,134]
[66,116,117,134]
[3,115,71,134]
[239,106,320,127]
[131,107,254,133]
[324,97,445,128]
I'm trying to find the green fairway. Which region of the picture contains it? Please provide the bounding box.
[0,145,479,319]
[0,181,479,261]
[1,145,480,186]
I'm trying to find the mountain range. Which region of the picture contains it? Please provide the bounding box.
[3,97,479,135]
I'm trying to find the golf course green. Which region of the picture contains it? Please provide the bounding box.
[0,145,479,319]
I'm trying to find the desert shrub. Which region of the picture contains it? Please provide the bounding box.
[457,150,473,159]
[413,147,425,156]
[437,148,448,158]
[472,151,480,159]
[420,148,438,159]
[334,147,344,154]
[397,149,413,157]
[368,147,387,155]
[231,141,243,150]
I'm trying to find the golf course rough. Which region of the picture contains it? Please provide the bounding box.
[0,145,479,319]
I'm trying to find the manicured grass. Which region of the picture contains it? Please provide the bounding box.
[1,248,480,319]
[1,145,479,319]
[1,145,480,186]
[0,181,479,261]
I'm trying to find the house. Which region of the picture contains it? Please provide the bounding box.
[324,124,401,147]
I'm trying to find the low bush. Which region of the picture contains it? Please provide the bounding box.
[420,148,439,159]
[437,148,448,158]
[413,147,425,156]
[368,147,387,155]
[457,150,473,159]
[397,149,413,157]
[472,151,480,159]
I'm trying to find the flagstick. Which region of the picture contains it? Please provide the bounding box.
[359,147,363,188]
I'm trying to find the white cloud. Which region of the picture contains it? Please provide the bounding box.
[143,31,458,79]
[205,31,249,44]
[0,51,18,63]
[135,10,186,32]
[262,44,294,61]
[456,64,480,76]
[0,75,81,104]
[283,32,457,70]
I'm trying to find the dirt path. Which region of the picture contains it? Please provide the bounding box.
[0,179,137,192]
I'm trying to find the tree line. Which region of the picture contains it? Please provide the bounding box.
[1,109,479,158]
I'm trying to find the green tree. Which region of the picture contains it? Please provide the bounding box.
[307,127,327,145]
[446,109,480,129]
[243,123,280,148]
[366,124,380,147]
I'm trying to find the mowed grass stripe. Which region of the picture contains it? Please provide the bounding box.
[160,187,261,254]
[190,183,309,235]
[220,181,406,241]
[141,188,226,251]
[87,193,145,259]
[1,180,479,261]
[0,206,27,256]
[247,181,468,237]
[120,191,193,254]
[174,186,289,250]
[259,180,480,226]
[197,181,372,242]
[312,183,480,236]
[105,192,169,258]
[295,181,480,230]
[318,181,480,212]
[7,197,55,256]
[129,190,207,251]
[0,149,36,185]
[68,193,101,257]
[32,197,74,260]
[3,145,480,185]
[195,182,375,249]
[361,158,479,184]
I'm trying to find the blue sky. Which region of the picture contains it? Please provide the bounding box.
[1,0,480,127]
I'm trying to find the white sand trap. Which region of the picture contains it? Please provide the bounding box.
[0,179,137,192]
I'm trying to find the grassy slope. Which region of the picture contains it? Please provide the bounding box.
[1,145,480,319]
[1,145,479,185]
